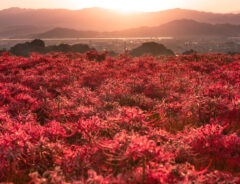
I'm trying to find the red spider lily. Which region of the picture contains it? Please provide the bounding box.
[0,52,240,183]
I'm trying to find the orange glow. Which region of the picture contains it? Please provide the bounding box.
[1,0,240,13]
[99,0,176,12]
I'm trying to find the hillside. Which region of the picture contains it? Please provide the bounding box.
[130,42,175,56]
[9,39,94,56]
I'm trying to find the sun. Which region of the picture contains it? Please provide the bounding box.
[99,0,174,12]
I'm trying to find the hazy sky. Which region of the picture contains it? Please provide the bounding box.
[1,0,240,13]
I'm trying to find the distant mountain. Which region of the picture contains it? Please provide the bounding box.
[165,20,240,37]
[0,7,240,34]
[0,25,49,38]
[121,19,240,37]
[31,27,99,38]
[32,20,240,39]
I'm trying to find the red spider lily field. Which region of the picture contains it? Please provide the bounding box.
[0,51,240,183]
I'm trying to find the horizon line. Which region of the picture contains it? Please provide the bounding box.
[0,6,238,14]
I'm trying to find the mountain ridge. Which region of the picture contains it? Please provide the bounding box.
[30,19,240,39]
[0,7,240,35]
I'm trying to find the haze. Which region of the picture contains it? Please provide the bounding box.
[1,0,240,13]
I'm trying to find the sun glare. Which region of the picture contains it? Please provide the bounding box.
[99,0,173,12]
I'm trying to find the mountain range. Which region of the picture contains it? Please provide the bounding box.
[30,19,240,39]
[0,7,240,38]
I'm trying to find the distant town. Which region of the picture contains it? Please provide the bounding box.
[1,37,240,55]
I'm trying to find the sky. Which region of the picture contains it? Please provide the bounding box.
[1,0,240,13]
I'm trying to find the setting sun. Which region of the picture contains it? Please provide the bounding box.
[1,0,240,13]
[96,0,177,12]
